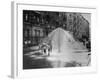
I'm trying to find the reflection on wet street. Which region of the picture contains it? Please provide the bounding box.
[23,51,90,69]
[23,55,52,69]
[23,54,78,69]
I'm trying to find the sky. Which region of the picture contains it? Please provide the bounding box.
[81,13,91,23]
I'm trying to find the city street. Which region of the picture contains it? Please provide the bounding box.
[23,28,90,69]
